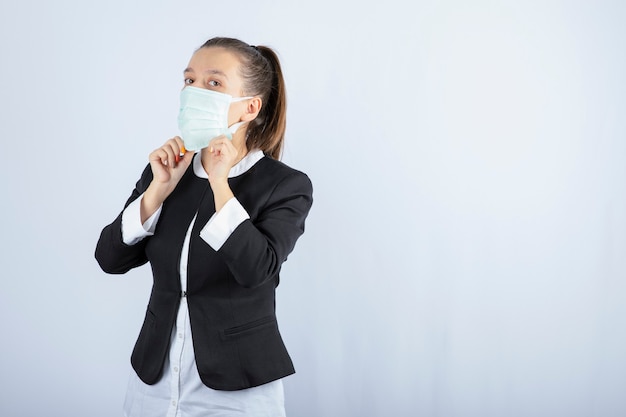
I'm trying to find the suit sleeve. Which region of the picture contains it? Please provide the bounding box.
[216,171,313,288]
[94,164,154,274]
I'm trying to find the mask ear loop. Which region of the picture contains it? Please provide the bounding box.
[227,121,247,137]
[226,96,255,137]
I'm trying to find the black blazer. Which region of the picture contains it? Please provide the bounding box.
[95,155,313,391]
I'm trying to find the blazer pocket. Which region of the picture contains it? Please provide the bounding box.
[222,316,277,339]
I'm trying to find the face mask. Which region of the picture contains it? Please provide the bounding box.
[177,86,251,151]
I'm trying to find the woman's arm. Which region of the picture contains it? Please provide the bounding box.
[207,171,313,288]
[95,164,153,274]
[95,137,194,274]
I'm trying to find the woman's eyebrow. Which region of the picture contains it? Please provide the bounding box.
[182,67,228,80]
[204,69,229,80]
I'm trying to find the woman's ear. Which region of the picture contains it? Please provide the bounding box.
[241,97,262,122]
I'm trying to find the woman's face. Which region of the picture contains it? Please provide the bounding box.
[183,46,248,126]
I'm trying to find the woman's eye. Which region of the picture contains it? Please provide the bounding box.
[184,78,193,85]
[208,80,220,87]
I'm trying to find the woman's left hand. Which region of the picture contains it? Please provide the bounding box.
[201,135,240,184]
[201,135,241,212]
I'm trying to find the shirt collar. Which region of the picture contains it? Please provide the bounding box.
[192,148,264,179]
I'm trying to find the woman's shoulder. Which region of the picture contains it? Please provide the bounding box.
[256,155,308,176]
[253,155,313,194]
[255,156,311,188]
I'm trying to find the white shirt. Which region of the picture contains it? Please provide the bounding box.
[120,150,286,417]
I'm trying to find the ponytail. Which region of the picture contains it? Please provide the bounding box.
[248,46,286,160]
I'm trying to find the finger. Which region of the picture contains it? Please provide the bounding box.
[208,135,228,147]
[162,144,177,168]
[210,144,227,156]
[165,138,194,168]
[208,144,226,155]
[172,136,187,159]
[166,137,183,154]
[173,135,184,148]
[181,147,195,165]
[207,138,218,154]
[149,148,166,164]
[220,138,236,153]
[208,136,232,156]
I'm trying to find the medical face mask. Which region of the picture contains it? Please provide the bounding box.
[177,86,251,151]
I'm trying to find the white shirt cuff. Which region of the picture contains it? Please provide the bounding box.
[121,194,162,245]
[200,197,249,251]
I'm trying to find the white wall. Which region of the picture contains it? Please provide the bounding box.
[1,1,625,416]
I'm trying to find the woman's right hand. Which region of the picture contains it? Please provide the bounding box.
[141,137,195,222]
[149,136,193,185]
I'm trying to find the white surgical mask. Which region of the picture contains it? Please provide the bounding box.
[177,86,251,151]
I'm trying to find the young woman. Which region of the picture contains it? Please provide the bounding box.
[95,37,313,417]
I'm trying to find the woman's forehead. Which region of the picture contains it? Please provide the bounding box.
[187,47,241,74]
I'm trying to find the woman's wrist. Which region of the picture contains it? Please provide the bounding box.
[141,182,169,222]
[210,179,234,212]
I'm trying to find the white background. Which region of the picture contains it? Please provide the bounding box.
[1,1,625,416]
